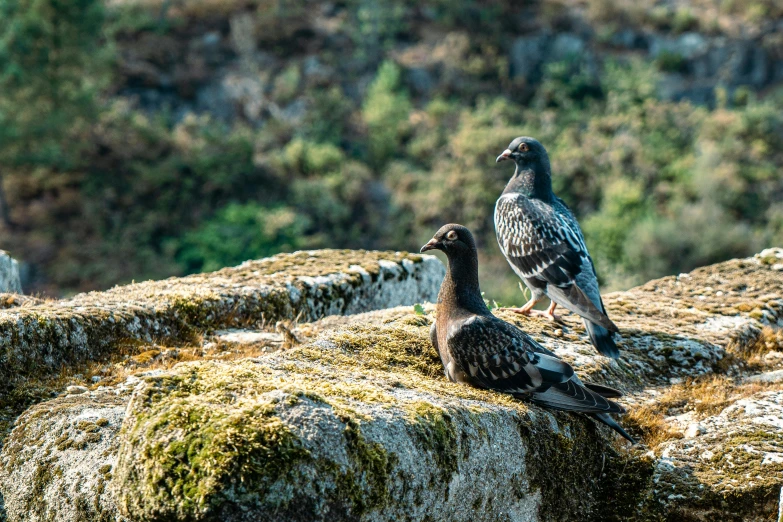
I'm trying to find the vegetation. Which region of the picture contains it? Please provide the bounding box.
[0,0,782,302]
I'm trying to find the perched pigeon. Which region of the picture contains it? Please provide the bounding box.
[495,137,620,358]
[421,224,634,442]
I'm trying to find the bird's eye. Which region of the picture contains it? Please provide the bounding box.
[518,143,529,152]
[446,231,458,241]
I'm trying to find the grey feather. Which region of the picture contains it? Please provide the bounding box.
[425,222,632,442]
[494,149,621,358]
[583,382,623,399]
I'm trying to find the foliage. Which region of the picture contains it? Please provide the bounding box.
[362,61,412,169]
[0,0,782,302]
[0,0,110,168]
[176,203,309,273]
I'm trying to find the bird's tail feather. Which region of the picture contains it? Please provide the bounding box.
[531,380,625,414]
[548,284,618,332]
[583,382,623,398]
[592,413,636,444]
[585,320,620,359]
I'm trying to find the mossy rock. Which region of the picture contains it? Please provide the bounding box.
[2,250,783,521]
[111,325,619,522]
[0,389,130,522]
[0,250,443,390]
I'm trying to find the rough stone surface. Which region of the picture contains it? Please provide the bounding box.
[649,390,783,521]
[1,249,782,521]
[1,386,132,522]
[0,252,20,294]
[0,249,443,389]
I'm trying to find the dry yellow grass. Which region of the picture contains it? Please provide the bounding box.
[626,373,780,448]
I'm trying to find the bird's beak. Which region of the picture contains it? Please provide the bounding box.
[420,238,440,253]
[496,149,512,163]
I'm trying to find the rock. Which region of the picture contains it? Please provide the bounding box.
[550,33,585,60]
[213,329,284,346]
[675,32,708,60]
[648,391,783,520]
[745,369,783,383]
[683,423,705,438]
[2,249,783,521]
[509,34,548,82]
[0,250,443,391]
[610,29,648,50]
[0,293,42,310]
[65,386,88,395]
[0,251,21,294]
[0,389,130,522]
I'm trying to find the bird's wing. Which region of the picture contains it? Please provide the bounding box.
[520,336,625,410]
[531,379,626,414]
[495,193,588,286]
[448,315,574,394]
[555,199,607,307]
[582,382,624,399]
[495,194,616,331]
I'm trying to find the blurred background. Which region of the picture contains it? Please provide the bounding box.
[0,0,782,303]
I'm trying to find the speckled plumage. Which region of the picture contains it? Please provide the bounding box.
[495,137,620,358]
[421,224,634,441]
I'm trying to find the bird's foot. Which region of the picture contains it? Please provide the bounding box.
[498,306,535,316]
[531,309,565,324]
[499,306,564,324]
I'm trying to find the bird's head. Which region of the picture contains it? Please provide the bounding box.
[420,224,477,256]
[495,136,548,167]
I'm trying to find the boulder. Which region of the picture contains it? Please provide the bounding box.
[1,387,132,521]
[1,249,782,521]
[0,251,20,294]
[0,250,443,390]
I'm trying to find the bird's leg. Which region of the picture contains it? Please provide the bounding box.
[500,300,564,324]
[538,301,564,324]
[499,296,540,316]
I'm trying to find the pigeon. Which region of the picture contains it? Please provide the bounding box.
[495,137,620,358]
[421,224,634,442]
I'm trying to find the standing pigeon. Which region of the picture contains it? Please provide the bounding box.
[495,137,620,358]
[421,224,634,442]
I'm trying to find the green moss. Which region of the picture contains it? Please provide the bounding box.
[706,429,783,483]
[329,410,399,515]
[515,411,609,520]
[119,396,311,517]
[131,350,161,365]
[405,401,459,485]
[76,420,101,433]
[594,450,658,522]
[0,249,429,397]
[29,458,63,515]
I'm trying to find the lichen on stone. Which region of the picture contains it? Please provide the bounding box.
[2,249,783,521]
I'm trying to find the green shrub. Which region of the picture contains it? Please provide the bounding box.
[362,60,412,169]
[176,203,309,273]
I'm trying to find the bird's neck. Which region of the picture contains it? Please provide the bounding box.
[503,164,553,201]
[438,253,491,317]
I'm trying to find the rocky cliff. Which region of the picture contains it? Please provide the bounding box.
[116,1,783,122]
[1,247,782,521]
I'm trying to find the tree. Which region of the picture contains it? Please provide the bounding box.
[0,0,111,228]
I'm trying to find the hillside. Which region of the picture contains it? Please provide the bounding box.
[0,0,782,302]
